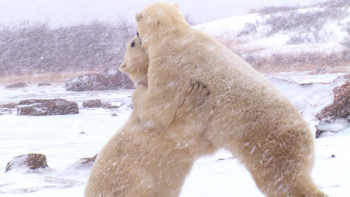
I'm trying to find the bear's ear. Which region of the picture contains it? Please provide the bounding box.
[174,4,179,8]
[136,13,142,22]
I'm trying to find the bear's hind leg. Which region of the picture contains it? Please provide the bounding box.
[232,129,327,197]
[246,159,327,197]
[241,147,327,197]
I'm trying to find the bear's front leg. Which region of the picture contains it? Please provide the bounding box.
[136,79,193,129]
[174,81,212,126]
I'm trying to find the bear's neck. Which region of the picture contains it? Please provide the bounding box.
[134,75,148,88]
[135,83,147,89]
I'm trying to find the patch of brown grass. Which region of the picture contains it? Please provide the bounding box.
[254,62,350,74]
[232,44,269,55]
[214,29,350,74]
[244,50,350,74]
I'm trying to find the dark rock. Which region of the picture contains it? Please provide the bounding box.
[66,154,98,170]
[315,116,350,138]
[0,103,18,108]
[65,71,134,92]
[5,153,49,172]
[37,82,52,86]
[5,82,28,89]
[316,68,325,73]
[317,81,350,119]
[17,99,79,116]
[237,23,257,37]
[83,99,102,108]
[0,103,17,115]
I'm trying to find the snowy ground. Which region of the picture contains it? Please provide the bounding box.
[1,73,350,196]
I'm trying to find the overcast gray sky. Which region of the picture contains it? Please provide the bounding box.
[0,0,328,28]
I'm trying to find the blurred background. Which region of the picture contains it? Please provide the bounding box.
[0,0,348,84]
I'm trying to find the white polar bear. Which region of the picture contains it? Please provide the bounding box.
[84,35,218,197]
[134,2,327,196]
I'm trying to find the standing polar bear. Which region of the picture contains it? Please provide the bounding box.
[134,2,327,197]
[84,35,218,197]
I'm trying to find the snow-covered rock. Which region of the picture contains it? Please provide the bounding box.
[17,99,79,116]
[0,103,17,115]
[237,23,257,37]
[5,154,49,172]
[317,79,350,119]
[5,82,28,89]
[65,154,98,171]
[101,102,123,109]
[0,103,18,108]
[65,72,134,92]
[315,116,350,138]
[82,100,102,108]
[37,83,52,87]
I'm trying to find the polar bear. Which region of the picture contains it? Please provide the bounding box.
[134,2,327,197]
[84,35,218,197]
[119,36,149,87]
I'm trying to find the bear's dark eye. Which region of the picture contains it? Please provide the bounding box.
[131,42,135,47]
[136,31,139,37]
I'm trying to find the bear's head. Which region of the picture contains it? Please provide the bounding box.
[119,35,149,87]
[135,2,190,50]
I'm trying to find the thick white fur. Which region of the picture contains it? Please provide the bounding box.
[134,2,327,196]
[84,36,217,197]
